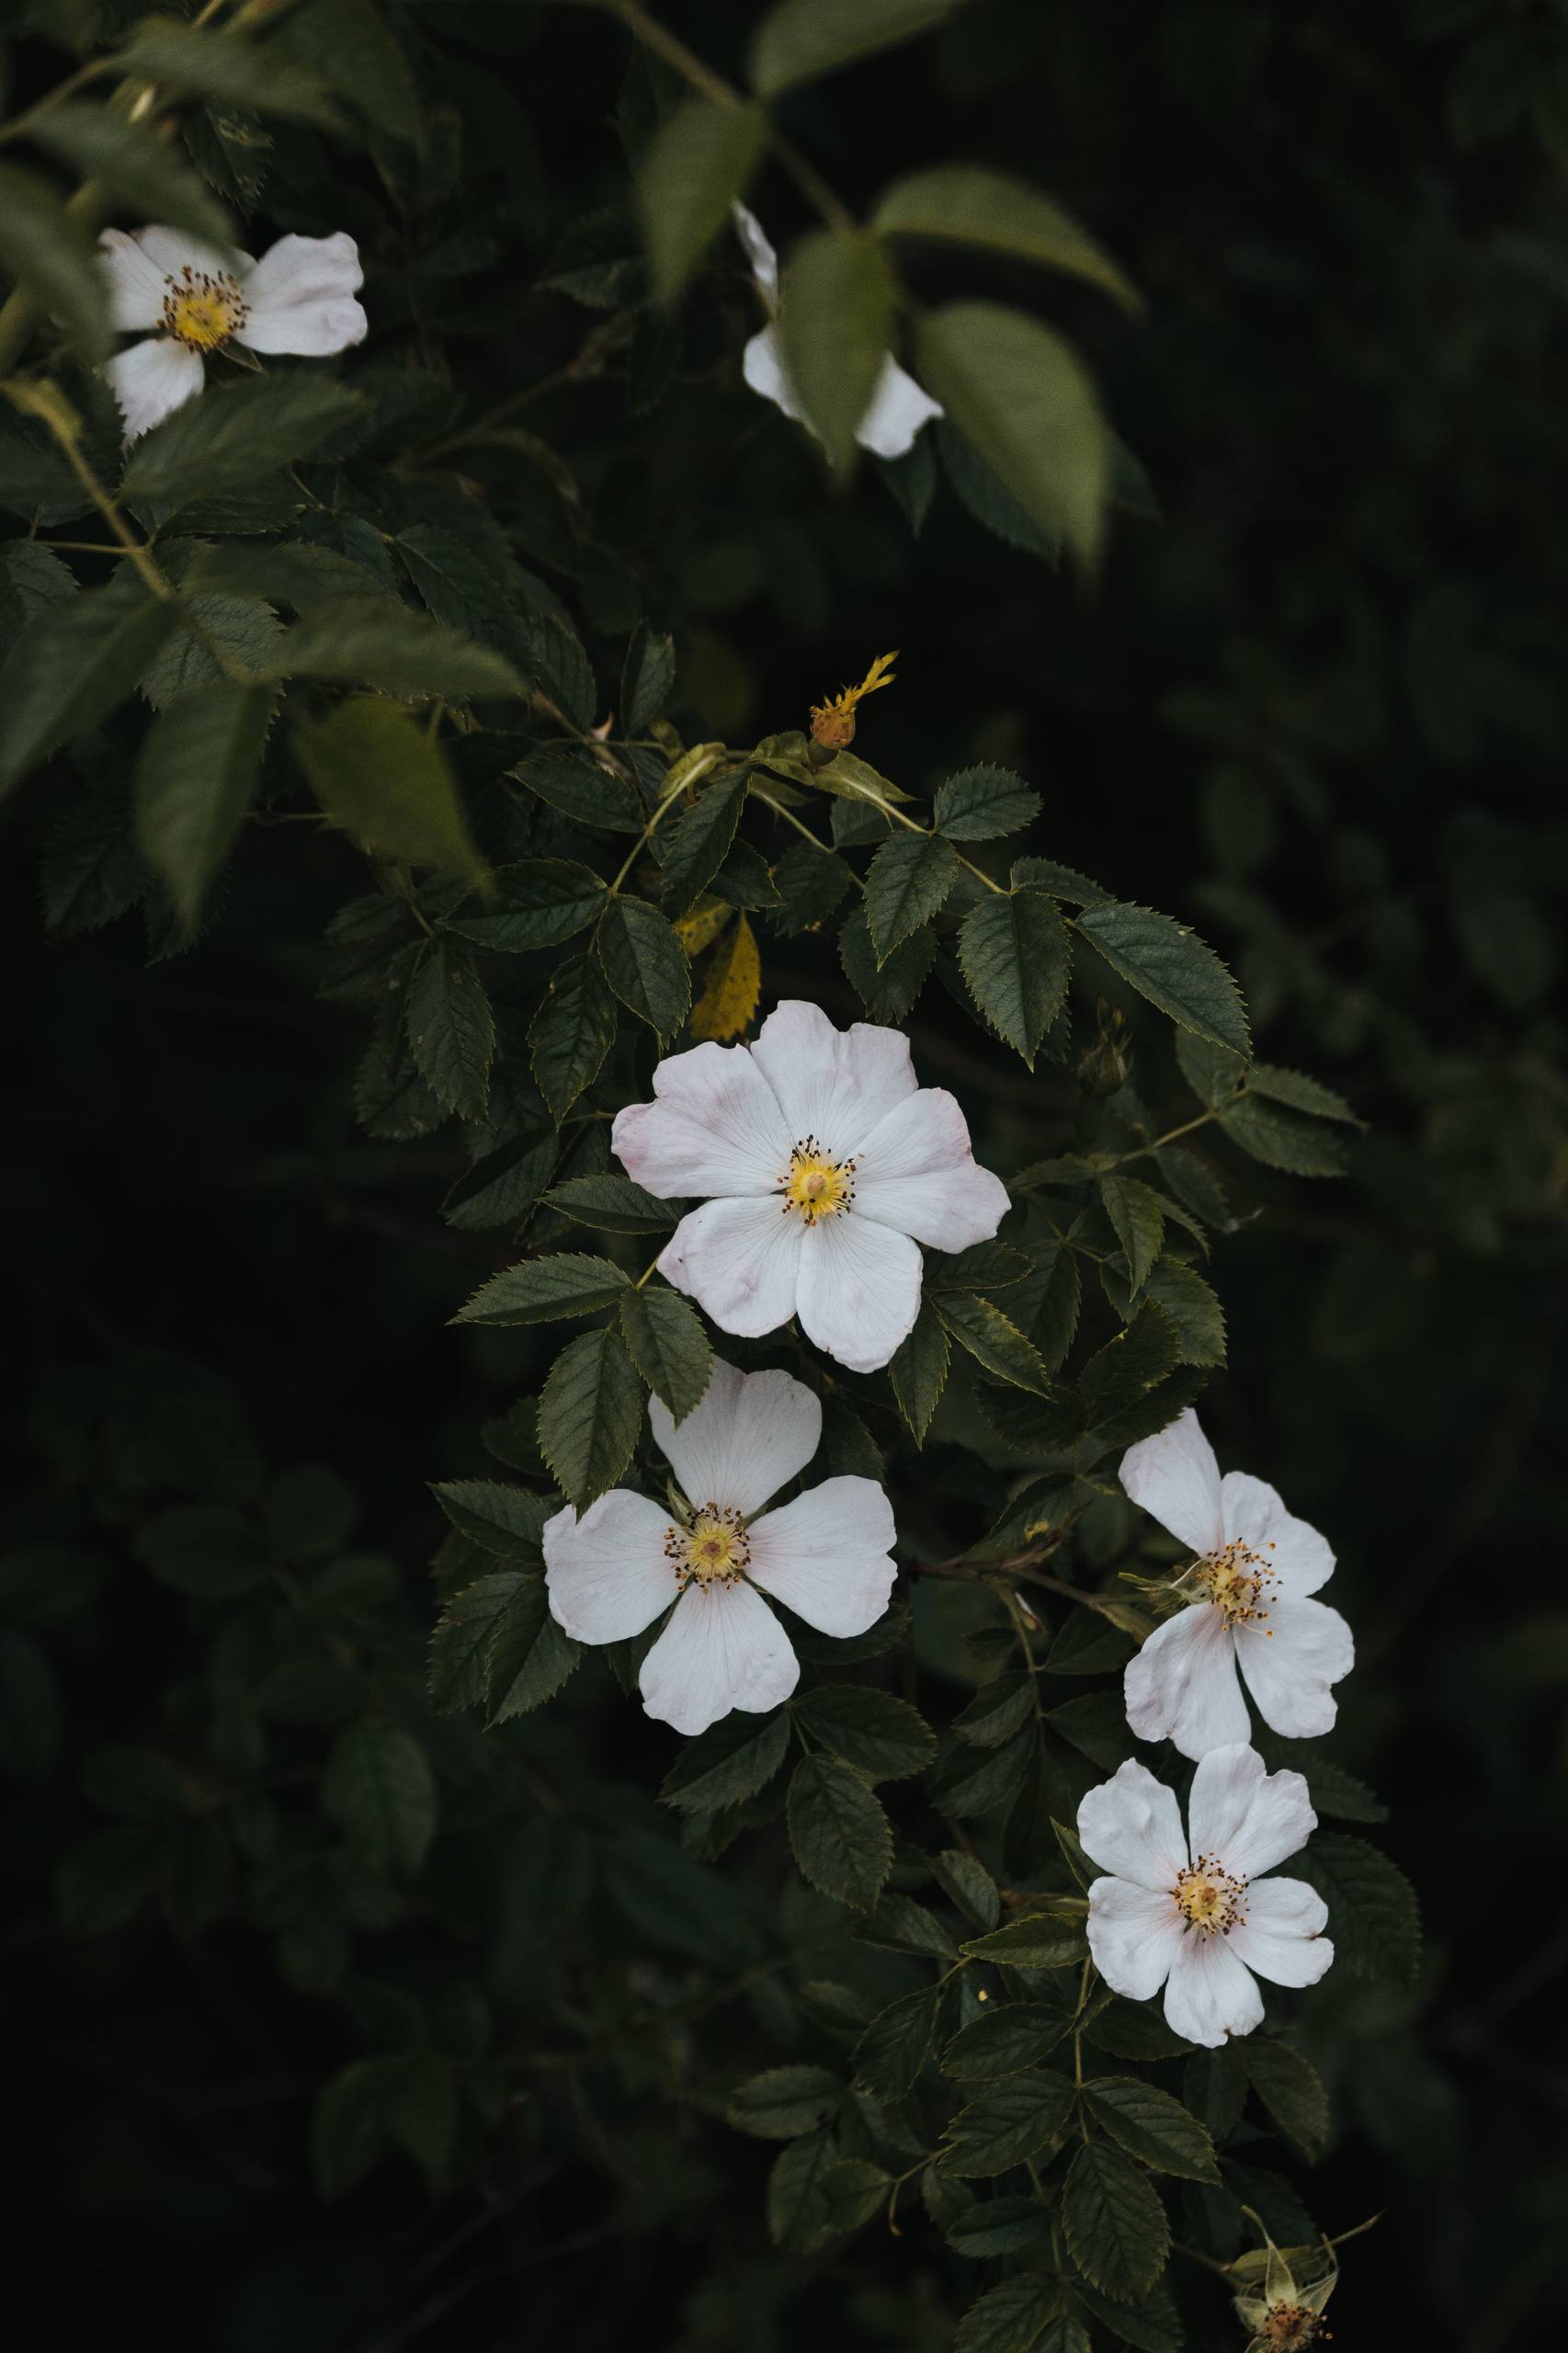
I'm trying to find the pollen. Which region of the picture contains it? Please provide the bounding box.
[1196,1538,1278,1630]
[161,265,248,353]
[665,1504,749,1590]
[1264,2307,1325,2351]
[809,649,897,748]
[1173,1853,1248,1937]
[778,1135,857,1225]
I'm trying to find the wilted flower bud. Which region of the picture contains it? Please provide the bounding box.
[809,650,897,750]
[1230,2212,1339,2353]
[1078,999,1131,1096]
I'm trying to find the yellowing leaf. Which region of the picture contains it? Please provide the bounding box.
[674,896,732,958]
[691,915,761,1041]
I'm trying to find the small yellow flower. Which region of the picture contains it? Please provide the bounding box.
[809,650,897,749]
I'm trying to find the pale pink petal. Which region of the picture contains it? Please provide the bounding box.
[1233,1597,1354,1740]
[638,1576,799,1736]
[850,1086,1009,1248]
[1120,1408,1225,1556]
[1163,1931,1265,2046]
[743,324,808,423]
[97,229,170,329]
[237,232,366,356]
[1221,1471,1335,1597]
[794,1210,921,1373]
[856,356,944,458]
[649,1358,821,1518]
[104,337,205,441]
[612,1039,791,1198]
[733,202,780,302]
[750,1001,917,1157]
[745,1476,896,1635]
[1077,1758,1188,1891]
[542,1492,676,1643]
[1230,1878,1334,1989]
[658,1195,804,1339]
[1188,1745,1316,1881]
[1086,1875,1185,2001]
[1123,1603,1249,1760]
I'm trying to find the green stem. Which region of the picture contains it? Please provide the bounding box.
[608,753,719,894]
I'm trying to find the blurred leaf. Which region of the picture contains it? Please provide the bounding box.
[0,579,177,796]
[916,303,1108,566]
[778,228,898,474]
[295,700,487,881]
[750,0,963,97]
[875,165,1138,307]
[637,97,765,303]
[728,2064,844,2139]
[0,162,110,360]
[131,678,276,929]
[322,1720,437,1876]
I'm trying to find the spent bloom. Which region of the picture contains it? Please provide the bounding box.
[1079,1744,1333,2048]
[1120,1408,1353,1760]
[1230,2219,1340,2353]
[810,649,897,751]
[733,203,942,460]
[543,1357,896,1736]
[98,225,367,440]
[611,999,1010,1373]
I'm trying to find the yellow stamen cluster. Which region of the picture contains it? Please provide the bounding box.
[1173,1853,1248,1938]
[665,1505,749,1591]
[161,265,248,353]
[778,1136,857,1225]
[1261,2307,1326,2351]
[809,650,897,748]
[1197,1538,1278,1631]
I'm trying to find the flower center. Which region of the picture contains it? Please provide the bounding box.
[778,1135,857,1225]
[1195,1538,1278,1629]
[1172,1853,1247,1937]
[1264,2308,1322,2351]
[161,266,248,353]
[665,1504,749,1590]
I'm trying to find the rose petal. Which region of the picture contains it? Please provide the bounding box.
[1221,1470,1335,1597]
[1229,1877,1335,1989]
[746,1475,896,1636]
[1163,1930,1265,2047]
[1123,1602,1249,1760]
[1086,1875,1186,2001]
[657,1195,804,1339]
[1187,1744,1316,1881]
[856,356,944,458]
[103,336,205,441]
[1077,1757,1188,1891]
[793,1210,922,1373]
[749,1000,917,1158]
[850,1086,1009,1248]
[638,1576,799,1736]
[542,1491,677,1643]
[613,1037,792,1198]
[1233,1597,1354,1740]
[649,1358,821,1518]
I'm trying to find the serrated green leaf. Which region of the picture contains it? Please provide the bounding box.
[514,742,642,833]
[619,1284,711,1421]
[536,1326,646,1508]
[548,1174,675,1234]
[528,955,617,1123]
[934,761,1042,840]
[442,1132,559,1232]
[953,1670,1037,1750]
[960,1909,1088,1970]
[28,108,235,245]
[132,677,276,929]
[294,699,486,881]
[428,1481,550,1563]
[954,2275,1068,2353]
[1062,2141,1170,2300]
[729,2064,844,2139]
[322,1720,437,1876]
[937,1291,1052,1394]
[865,829,960,961]
[1074,900,1249,1054]
[1245,2040,1329,2159]
[453,1252,629,1326]
[941,2067,1075,2175]
[1098,1173,1165,1295]
[750,0,962,97]
[787,1755,893,1910]
[917,303,1109,566]
[123,377,362,506]
[1292,1834,1421,1984]
[443,858,605,952]
[1221,1094,1350,1178]
[659,1708,790,1814]
[406,948,494,1120]
[840,903,937,1022]
[0,578,177,796]
[778,227,898,473]
[942,2003,1074,2082]
[890,1296,950,1443]
[597,894,692,1039]
[959,888,1071,1064]
[661,769,747,917]
[638,97,766,302]
[485,1574,582,1720]
[427,1571,522,1711]
[1081,2075,1220,2181]
[792,1688,935,1780]
[854,1981,947,2099]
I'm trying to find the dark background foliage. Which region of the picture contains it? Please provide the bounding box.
[4,1,1564,2347]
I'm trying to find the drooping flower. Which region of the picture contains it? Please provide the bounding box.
[97,226,367,440]
[611,999,1010,1374]
[543,1357,896,1736]
[1078,1745,1333,2048]
[733,203,942,460]
[1119,1408,1353,1760]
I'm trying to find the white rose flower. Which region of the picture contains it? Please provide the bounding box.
[732,202,943,460]
[611,998,1010,1373]
[1119,1408,1354,1760]
[1079,1745,1334,2048]
[97,225,368,441]
[543,1356,897,1737]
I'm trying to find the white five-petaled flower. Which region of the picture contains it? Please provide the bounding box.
[611,999,1010,1375]
[1079,1745,1333,2048]
[1119,1409,1354,1761]
[97,225,368,441]
[543,1358,896,1736]
[733,203,943,461]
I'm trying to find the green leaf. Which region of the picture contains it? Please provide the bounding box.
[132,678,276,930]
[934,762,1042,840]
[1077,1301,1182,1431]
[786,1755,893,1910]
[660,770,747,917]
[27,107,235,246]
[953,1670,1036,1750]
[528,954,618,1122]
[113,20,342,126]
[916,303,1109,566]
[427,1571,520,1711]
[944,2197,1051,2258]
[1130,1261,1226,1368]
[1293,1835,1420,1983]
[874,166,1138,308]
[1246,1061,1359,1124]
[937,1292,1051,1394]
[294,700,485,882]
[792,1688,935,1780]
[637,97,766,303]
[941,2067,1075,2175]
[453,1253,630,1326]
[1062,2142,1170,2301]
[954,2275,1064,2353]
[942,2002,1074,2082]
[750,0,962,97]
[1220,1095,1350,1178]
[322,1721,437,1877]
[622,622,676,733]
[270,0,421,142]
[659,1708,790,1814]
[767,2131,890,2252]
[778,228,898,473]
[406,948,494,1120]
[485,1574,582,1720]
[0,163,110,360]
[1074,901,1249,1054]
[123,377,363,506]
[865,830,960,961]
[269,598,525,700]
[890,1296,950,1443]
[728,2064,844,2139]
[428,1481,550,1563]
[841,903,937,1022]
[0,578,177,796]
[548,1174,675,1234]
[597,895,692,1039]
[1098,1174,1165,1296]
[1245,2040,1329,2160]
[312,2053,456,2201]
[959,889,1071,1064]
[1080,2076,1220,2182]
[442,1133,559,1232]
[854,1981,946,2099]
[443,858,606,953]
[536,1326,646,1508]
[619,1285,712,1422]
[960,1909,1088,1970]
[514,742,642,833]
